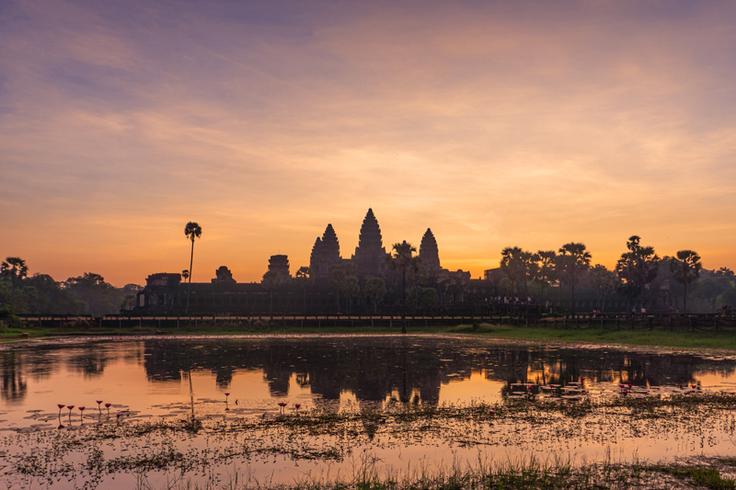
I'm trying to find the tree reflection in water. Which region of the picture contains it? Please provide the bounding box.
[2,337,736,406]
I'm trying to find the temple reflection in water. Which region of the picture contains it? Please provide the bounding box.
[3,338,736,406]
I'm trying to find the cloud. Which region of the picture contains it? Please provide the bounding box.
[1,0,735,283]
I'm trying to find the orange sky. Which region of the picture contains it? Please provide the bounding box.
[1,1,735,285]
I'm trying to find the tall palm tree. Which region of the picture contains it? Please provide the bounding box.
[556,243,591,318]
[184,222,202,313]
[392,241,416,334]
[615,235,660,312]
[499,247,538,297]
[536,250,557,306]
[669,250,702,314]
[1,257,28,286]
[295,266,310,313]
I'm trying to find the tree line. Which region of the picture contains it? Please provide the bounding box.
[496,236,736,315]
[3,231,736,319]
[0,257,139,318]
[176,220,736,317]
[281,235,736,317]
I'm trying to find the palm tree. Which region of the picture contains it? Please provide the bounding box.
[181,269,190,281]
[589,264,618,312]
[392,241,416,334]
[340,275,360,314]
[364,277,387,315]
[1,257,28,286]
[615,236,660,312]
[535,250,557,307]
[295,266,310,314]
[184,222,202,313]
[669,250,702,314]
[499,247,538,297]
[556,243,591,318]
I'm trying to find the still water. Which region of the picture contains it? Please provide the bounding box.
[2,335,736,488]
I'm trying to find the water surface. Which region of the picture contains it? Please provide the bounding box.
[2,335,736,488]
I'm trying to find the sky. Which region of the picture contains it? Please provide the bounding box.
[1,0,735,286]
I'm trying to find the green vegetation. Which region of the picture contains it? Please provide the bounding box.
[461,324,736,351]
[10,394,736,489]
[5,334,733,490]
[0,256,137,316]
[4,321,736,351]
[134,460,736,489]
[653,464,736,490]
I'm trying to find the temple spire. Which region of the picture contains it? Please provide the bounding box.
[353,208,387,277]
[321,224,340,261]
[310,237,323,267]
[419,228,441,273]
[355,208,384,253]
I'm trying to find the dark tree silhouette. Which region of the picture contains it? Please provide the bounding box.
[590,264,619,312]
[392,241,416,334]
[669,250,702,314]
[556,243,591,317]
[535,250,557,306]
[500,247,538,297]
[295,266,310,313]
[63,273,121,315]
[1,257,28,286]
[364,277,387,315]
[615,235,659,312]
[184,222,202,313]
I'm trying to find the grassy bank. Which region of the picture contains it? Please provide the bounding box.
[134,459,736,489]
[465,324,736,351]
[3,322,736,351]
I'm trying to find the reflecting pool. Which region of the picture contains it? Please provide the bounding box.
[2,335,736,488]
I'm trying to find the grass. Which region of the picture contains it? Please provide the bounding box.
[0,323,414,343]
[129,457,736,489]
[8,395,736,488]
[459,323,736,351]
[3,321,736,351]
[653,464,736,489]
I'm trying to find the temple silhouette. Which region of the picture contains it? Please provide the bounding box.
[133,209,475,315]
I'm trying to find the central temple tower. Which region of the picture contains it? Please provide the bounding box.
[352,208,388,278]
[419,228,441,276]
